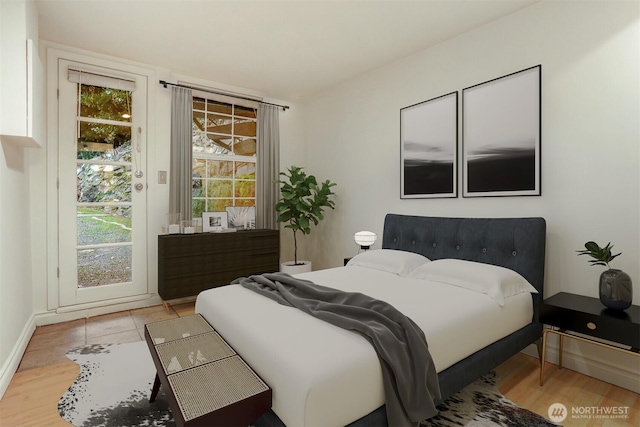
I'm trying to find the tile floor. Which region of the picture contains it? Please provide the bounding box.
[17,302,195,373]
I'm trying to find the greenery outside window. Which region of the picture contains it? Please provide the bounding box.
[192,97,257,217]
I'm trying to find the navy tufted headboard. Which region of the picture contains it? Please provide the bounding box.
[382,214,546,317]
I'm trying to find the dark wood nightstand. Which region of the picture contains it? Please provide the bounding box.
[539,292,640,385]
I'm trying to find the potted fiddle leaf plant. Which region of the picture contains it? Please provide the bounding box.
[577,241,632,310]
[275,165,336,274]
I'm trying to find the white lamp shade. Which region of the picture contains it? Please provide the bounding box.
[354,231,377,247]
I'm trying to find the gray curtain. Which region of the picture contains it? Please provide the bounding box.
[169,86,193,221]
[256,103,280,229]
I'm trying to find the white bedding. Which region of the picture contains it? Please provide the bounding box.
[195,265,533,427]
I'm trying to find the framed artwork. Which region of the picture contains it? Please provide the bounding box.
[226,206,256,230]
[400,92,458,198]
[462,65,541,197]
[203,212,227,232]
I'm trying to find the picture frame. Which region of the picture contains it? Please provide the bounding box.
[202,211,228,232]
[400,92,458,198]
[226,206,256,230]
[462,65,541,197]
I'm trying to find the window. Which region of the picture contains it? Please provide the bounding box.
[191,97,257,217]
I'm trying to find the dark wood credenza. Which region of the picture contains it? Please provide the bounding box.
[158,229,280,302]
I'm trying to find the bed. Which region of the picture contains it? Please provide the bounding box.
[195,214,546,426]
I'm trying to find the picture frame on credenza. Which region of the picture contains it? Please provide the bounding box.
[202,212,227,232]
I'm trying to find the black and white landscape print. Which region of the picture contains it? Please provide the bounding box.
[462,66,541,197]
[401,92,458,198]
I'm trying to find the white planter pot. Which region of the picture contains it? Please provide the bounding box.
[280,261,312,275]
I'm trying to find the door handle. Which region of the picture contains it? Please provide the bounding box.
[135,183,144,191]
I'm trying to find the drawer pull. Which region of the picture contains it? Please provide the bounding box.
[587,322,597,330]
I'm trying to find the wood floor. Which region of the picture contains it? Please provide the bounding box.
[0,302,638,426]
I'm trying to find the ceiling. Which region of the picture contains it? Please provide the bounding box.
[35,0,539,101]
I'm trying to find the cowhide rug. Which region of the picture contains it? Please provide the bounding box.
[58,342,556,427]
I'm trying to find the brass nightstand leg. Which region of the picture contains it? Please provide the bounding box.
[558,333,564,369]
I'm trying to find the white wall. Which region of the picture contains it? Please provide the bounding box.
[0,0,41,399]
[302,1,639,391]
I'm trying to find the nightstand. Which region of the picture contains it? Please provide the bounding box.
[539,292,640,385]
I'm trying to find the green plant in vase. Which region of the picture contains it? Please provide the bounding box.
[577,241,632,310]
[275,166,336,271]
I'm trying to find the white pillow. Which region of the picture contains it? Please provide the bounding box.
[346,249,430,276]
[408,259,537,306]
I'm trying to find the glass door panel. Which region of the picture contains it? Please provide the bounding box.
[75,83,133,289]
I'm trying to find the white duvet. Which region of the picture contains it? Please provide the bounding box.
[195,266,533,427]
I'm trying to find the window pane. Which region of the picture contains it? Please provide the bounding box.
[193,110,206,131]
[206,114,233,133]
[235,180,255,198]
[233,138,256,156]
[77,246,132,288]
[77,206,131,245]
[206,180,232,197]
[233,119,256,137]
[207,100,233,115]
[235,105,256,119]
[79,84,132,122]
[236,162,256,178]
[193,199,205,218]
[207,199,233,212]
[77,163,131,202]
[193,97,206,111]
[192,179,204,197]
[233,199,255,207]
[193,158,206,178]
[205,134,232,154]
[77,122,131,160]
[206,160,233,178]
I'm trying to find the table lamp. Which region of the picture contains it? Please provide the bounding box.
[354,231,377,251]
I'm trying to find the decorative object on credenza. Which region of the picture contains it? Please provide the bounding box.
[202,211,228,232]
[180,218,202,234]
[275,165,337,272]
[226,206,256,230]
[577,241,632,311]
[462,65,541,197]
[400,92,458,199]
[166,213,182,234]
[354,231,377,252]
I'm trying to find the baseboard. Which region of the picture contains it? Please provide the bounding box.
[522,341,640,393]
[0,313,36,400]
[36,294,163,326]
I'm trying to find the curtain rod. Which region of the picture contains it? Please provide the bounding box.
[159,80,289,110]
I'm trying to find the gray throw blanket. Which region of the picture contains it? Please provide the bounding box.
[232,272,440,427]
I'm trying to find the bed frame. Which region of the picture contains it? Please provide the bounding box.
[257,214,546,426]
[382,214,546,402]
